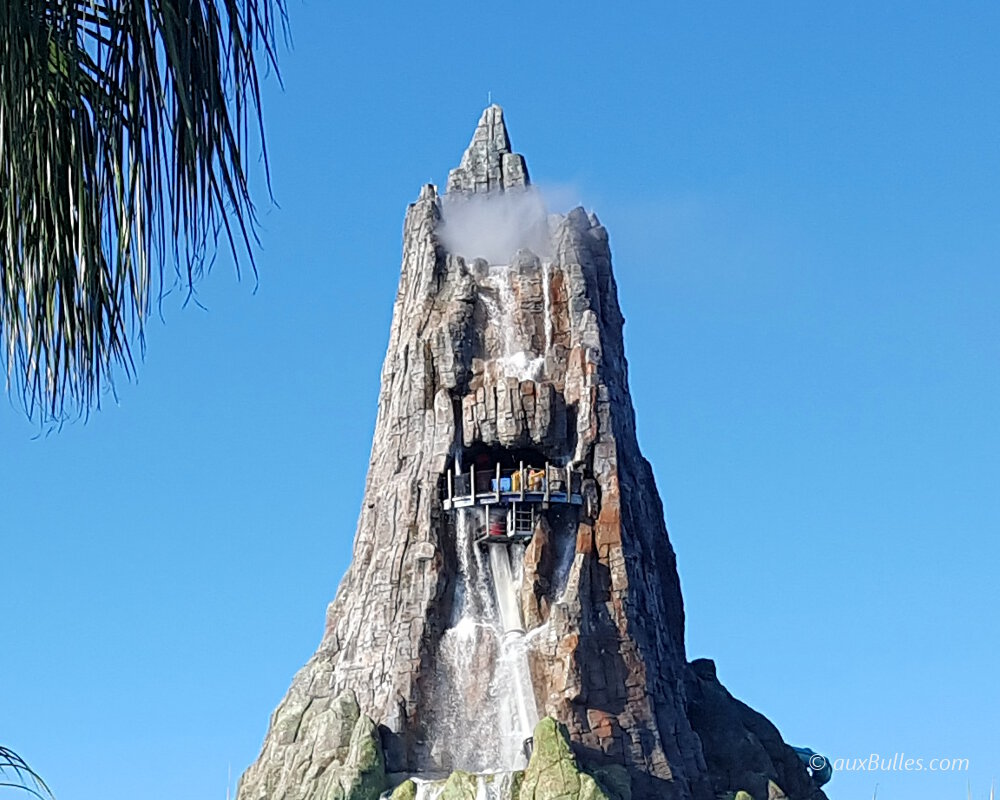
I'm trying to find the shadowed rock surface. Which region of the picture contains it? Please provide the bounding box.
[236,106,829,800]
[685,660,825,800]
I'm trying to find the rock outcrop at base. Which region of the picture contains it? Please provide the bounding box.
[237,689,384,800]
[390,780,418,800]
[520,717,627,800]
[685,660,825,800]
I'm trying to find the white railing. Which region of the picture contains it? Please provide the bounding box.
[444,461,582,510]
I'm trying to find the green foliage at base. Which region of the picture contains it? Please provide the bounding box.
[390,779,417,800]
[441,771,480,800]
[391,716,634,800]
[518,717,631,800]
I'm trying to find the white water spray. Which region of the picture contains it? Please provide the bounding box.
[542,259,553,355]
[481,267,545,382]
[411,778,446,800]
[430,508,539,774]
[405,772,521,800]
[488,545,523,635]
[487,545,539,767]
[455,508,494,620]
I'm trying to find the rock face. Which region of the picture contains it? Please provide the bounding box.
[519,717,623,800]
[236,106,828,800]
[684,660,819,800]
[238,688,384,800]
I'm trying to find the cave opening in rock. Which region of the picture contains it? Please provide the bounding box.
[441,444,583,545]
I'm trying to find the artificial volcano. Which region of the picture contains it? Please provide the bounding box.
[237,106,829,800]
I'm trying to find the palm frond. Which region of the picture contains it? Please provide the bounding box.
[0,745,54,799]
[0,0,286,419]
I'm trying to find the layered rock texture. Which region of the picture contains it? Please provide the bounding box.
[240,688,385,800]
[236,106,828,800]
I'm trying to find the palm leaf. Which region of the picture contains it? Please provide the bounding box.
[0,745,54,798]
[0,0,286,419]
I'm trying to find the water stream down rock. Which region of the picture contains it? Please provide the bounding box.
[235,106,829,800]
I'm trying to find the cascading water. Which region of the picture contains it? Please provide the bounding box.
[455,508,494,620]
[542,259,553,355]
[481,266,545,382]
[429,508,539,775]
[487,545,522,635]
[429,508,536,773]
[420,250,554,785]
[431,510,500,771]
[403,771,521,800]
[494,268,518,357]
[488,545,539,766]
[411,777,446,800]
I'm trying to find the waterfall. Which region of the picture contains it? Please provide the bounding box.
[406,772,520,800]
[481,266,544,382]
[487,545,539,768]
[455,508,494,621]
[423,497,551,780]
[411,778,445,800]
[542,259,552,355]
[429,508,540,774]
[499,635,538,767]
[455,508,496,621]
[494,267,519,360]
[431,509,502,771]
[487,545,523,635]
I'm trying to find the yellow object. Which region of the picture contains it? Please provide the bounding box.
[511,470,521,491]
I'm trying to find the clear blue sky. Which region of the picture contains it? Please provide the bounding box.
[2,3,998,799]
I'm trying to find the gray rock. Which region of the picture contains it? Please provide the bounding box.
[237,688,384,800]
[518,717,631,800]
[441,771,479,800]
[389,780,417,800]
[685,660,825,800]
[447,105,528,193]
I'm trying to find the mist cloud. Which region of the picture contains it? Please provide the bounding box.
[437,187,552,265]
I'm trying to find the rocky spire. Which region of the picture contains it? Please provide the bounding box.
[235,107,829,800]
[446,104,529,193]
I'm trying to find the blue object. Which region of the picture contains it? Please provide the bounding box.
[792,746,833,787]
[491,477,512,492]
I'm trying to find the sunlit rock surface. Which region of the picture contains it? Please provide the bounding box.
[238,688,384,800]
[236,106,828,800]
[519,717,621,800]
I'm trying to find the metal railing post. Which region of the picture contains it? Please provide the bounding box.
[519,461,525,500]
[471,465,476,504]
[544,461,550,503]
